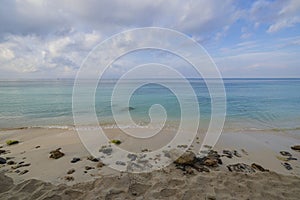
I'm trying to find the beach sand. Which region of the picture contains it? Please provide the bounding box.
[1,128,300,199]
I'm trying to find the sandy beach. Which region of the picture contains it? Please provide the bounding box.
[1,127,300,199]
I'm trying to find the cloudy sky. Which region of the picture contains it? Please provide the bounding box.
[0,0,300,79]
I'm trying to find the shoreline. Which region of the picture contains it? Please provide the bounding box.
[1,127,300,199]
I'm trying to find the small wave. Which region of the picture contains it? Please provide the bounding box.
[270,127,300,132]
[224,126,300,133]
[28,125,74,130]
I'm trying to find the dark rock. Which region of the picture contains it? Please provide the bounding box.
[291,145,300,151]
[19,170,29,175]
[116,161,126,166]
[280,151,292,157]
[206,150,222,164]
[203,145,213,149]
[35,146,40,149]
[233,150,242,157]
[67,169,75,174]
[87,155,99,162]
[127,153,137,161]
[110,140,121,145]
[64,176,74,181]
[85,166,94,170]
[18,161,24,164]
[11,163,30,169]
[174,150,222,173]
[6,140,19,146]
[287,157,297,161]
[97,162,105,168]
[203,158,218,167]
[198,150,222,167]
[71,157,81,163]
[174,151,196,165]
[0,150,7,155]
[177,145,188,148]
[0,157,6,164]
[227,163,255,173]
[282,162,293,170]
[128,107,135,111]
[49,148,64,159]
[192,162,210,172]
[222,150,233,158]
[251,163,269,172]
[141,149,149,152]
[15,170,20,173]
[99,147,113,156]
[7,160,15,165]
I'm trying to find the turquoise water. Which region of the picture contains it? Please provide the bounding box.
[0,79,300,133]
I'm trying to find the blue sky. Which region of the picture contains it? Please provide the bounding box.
[0,0,300,78]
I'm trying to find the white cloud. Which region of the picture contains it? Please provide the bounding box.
[267,0,300,33]
[216,51,300,77]
[0,0,299,78]
[0,30,103,78]
[248,0,300,33]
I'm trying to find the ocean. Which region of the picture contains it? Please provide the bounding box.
[0,78,300,134]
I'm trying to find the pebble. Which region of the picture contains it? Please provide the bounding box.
[177,145,188,148]
[0,157,6,164]
[203,158,218,167]
[227,163,255,173]
[291,145,300,151]
[85,166,94,170]
[251,163,269,172]
[222,150,233,158]
[127,153,137,161]
[233,150,242,158]
[71,157,81,163]
[97,162,105,168]
[87,155,99,162]
[280,151,292,157]
[20,169,29,175]
[64,176,74,181]
[7,160,15,165]
[49,148,64,159]
[203,145,213,149]
[0,150,8,155]
[11,163,31,169]
[282,162,293,170]
[99,147,113,156]
[116,161,126,166]
[276,155,289,162]
[67,169,75,174]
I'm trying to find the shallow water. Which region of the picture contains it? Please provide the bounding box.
[0,78,300,133]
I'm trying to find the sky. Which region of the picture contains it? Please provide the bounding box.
[0,0,300,79]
